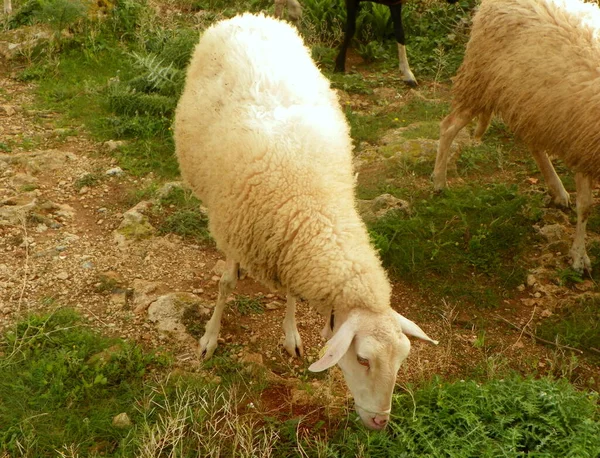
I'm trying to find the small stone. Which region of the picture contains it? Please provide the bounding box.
[105,167,124,177]
[526,274,537,287]
[265,301,282,310]
[212,260,227,276]
[112,412,131,428]
[104,140,126,151]
[56,271,69,280]
[241,353,264,365]
[79,186,89,195]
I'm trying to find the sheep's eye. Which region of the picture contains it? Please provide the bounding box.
[357,356,370,368]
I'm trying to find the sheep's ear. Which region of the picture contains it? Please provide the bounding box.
[394,312,439,345]
[309,316,357,372]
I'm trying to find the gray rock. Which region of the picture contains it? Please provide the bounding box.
[132,279,167,314]
[147,292,210,342]
[358,193,410,223]
[156,181,184,199]
[104,140,126,152]
[105,167,124,177]
[114,201,155,248]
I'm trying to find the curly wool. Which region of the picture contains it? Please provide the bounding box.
[452,0,600,176]
[174,13,391,316]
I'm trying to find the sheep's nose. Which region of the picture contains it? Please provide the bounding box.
[372,414,389,428]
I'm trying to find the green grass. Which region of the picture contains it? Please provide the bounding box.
[346,96,449,146]
[369,183,544,307]
[233,294,264,316]
[150,186,212,242]
[1,311,599,456]
[0,309,170,456]
[537,297,600,354]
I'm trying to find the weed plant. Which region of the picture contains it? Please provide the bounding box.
[152,186,211,242]
[328,377,600,457]
[369,184,544,306]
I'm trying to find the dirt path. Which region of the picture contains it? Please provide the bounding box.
[1,68,598,413]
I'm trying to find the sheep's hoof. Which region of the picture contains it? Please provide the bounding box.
[404,79,418,88]
[198,335,217,360]
[284,338,304,358]
[570,251,592,275]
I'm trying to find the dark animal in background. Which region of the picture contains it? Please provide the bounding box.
[335,0,459,86]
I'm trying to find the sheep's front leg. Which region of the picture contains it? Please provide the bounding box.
[282,295,303,357]
[433,110,472,191]
[199,259,239,359]
[570,173,593,274]
[530,150,570,208]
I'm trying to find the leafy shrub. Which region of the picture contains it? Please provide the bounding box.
[330,377,600,457]
[403,0,477,79]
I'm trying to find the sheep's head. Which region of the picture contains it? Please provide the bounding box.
[308,308,437,430]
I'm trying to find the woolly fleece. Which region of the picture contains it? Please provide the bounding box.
[452,0,600,176]
[174,13,391,316]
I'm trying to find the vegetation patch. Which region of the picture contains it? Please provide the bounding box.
[329,377,600,457]
[0,309,169,456]
[537,297,600,354]
[369,184,544,306]
[151,186,211,242]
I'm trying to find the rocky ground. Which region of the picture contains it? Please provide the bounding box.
[1,65,598,417]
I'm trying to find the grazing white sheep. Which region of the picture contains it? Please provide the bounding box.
[432,0,600,273]
[274,0,302,24]
[174,13,437,430]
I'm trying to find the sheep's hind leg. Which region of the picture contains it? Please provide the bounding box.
[473,110,492,144]
[282,295,303,357]
[433,109,472,191]
[199,259,240,359]
[570,173,593,274]
[530,150,570,208]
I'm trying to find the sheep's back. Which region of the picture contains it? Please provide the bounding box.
[174,14,364,293]
[452,0,600,178]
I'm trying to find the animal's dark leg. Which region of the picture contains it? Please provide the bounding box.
[389,4,417,87]
[335,0,359,73]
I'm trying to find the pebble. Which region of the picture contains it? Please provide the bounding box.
[105,167,124,176]
[56,271,69,280]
